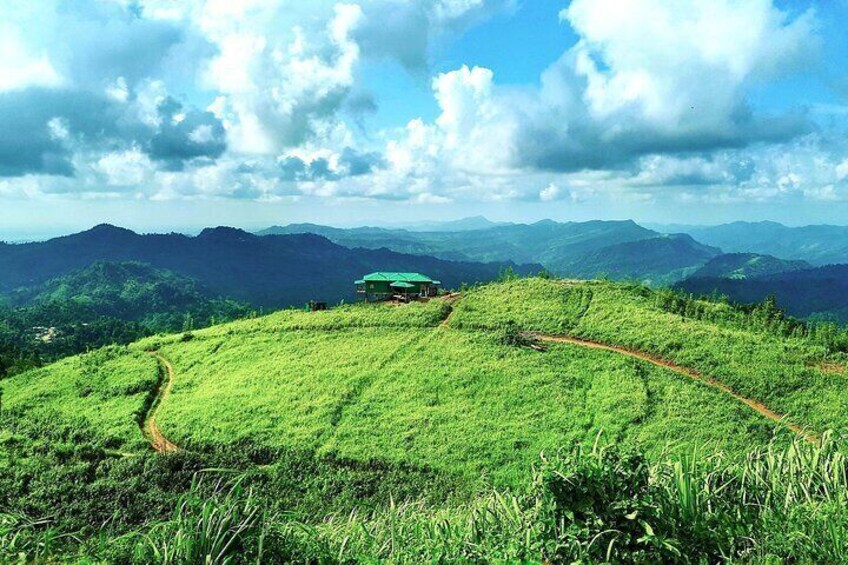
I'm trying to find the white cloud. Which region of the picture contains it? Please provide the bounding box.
[836,159,848,182]
[0,30,63,92]
[539,183,561,202]
[201,3,363,154]
[2,0,845,216]
[93,148,153,187]
[564,0,816,128]
[369,0,820,205]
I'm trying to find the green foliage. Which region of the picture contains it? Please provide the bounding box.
[0,261,252,378]
[6,278,848,561]
[140,474,265,565]
[9,437,848,563]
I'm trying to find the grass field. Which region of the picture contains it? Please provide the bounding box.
[453,278,847,436]
[4,278,848,562]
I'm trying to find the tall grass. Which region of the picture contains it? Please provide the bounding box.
[139,472,267,565]
[6,435,848,562]
[254,435,848,563]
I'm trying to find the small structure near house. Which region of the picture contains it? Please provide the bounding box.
[355,272,441,302]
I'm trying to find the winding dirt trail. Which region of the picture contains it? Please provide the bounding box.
[527,333,819,444]
[144,352,180,454]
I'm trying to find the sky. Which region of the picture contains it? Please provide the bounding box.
[2,0,848,239]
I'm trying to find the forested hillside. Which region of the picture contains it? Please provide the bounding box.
[687,253,811,279]
[0,224,539,307]
[677,263,848,323]
[0,262,250,378]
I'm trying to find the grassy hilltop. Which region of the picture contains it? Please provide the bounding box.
[3,278,848,562]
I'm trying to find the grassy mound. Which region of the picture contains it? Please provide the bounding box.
[3,278,848,562]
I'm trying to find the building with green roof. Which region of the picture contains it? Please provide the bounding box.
[355,272,441,302]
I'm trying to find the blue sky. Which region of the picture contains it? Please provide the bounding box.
[1,0,848,239]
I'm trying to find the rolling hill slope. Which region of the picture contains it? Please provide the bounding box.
[5,277,848,562]
[7,278,845,472]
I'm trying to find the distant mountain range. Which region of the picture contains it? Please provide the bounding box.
[658,221,848,266]
[259,219,721,282]
[4,217,848,324]
[398,215,511,232]
[258,217,848,322]
[0,224,539,308]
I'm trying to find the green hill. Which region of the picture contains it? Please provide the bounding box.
[3,278,848,562]
[560,233,720,284]
[688,253,811,280]
[676,221,848,266]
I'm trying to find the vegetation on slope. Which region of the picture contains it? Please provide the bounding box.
[687,252,810,280]
[452,278,848,436]
[677,263,848,323]
[0,261,251,378]
[4,277,848,562]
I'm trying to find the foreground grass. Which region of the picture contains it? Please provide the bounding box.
[6,436,848,563]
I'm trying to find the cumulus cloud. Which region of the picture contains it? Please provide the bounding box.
[1,0,845,213]
[278,147,385,182]
[0,1,226,180]
[148,98,227,170]
[539,183,561,202]
[518,0,817,172]
[370,0,823,205]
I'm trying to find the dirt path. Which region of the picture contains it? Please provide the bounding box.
[527,333,819,445]
[144,352,180,453]
[438,293,461,328]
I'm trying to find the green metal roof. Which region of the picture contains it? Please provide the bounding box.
[390,281,416,289]
[361,272,434,283]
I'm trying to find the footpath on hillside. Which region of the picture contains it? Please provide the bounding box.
[525,332,818,444]
[143,352,180,453]
[138,293,818,455]
[438,293,817,444]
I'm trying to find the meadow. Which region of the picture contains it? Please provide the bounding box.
[4,277,848,562]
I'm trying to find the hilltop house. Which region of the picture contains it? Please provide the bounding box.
[355,272,441,302]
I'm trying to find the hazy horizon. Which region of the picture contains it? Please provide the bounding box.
[5,214,848,244]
